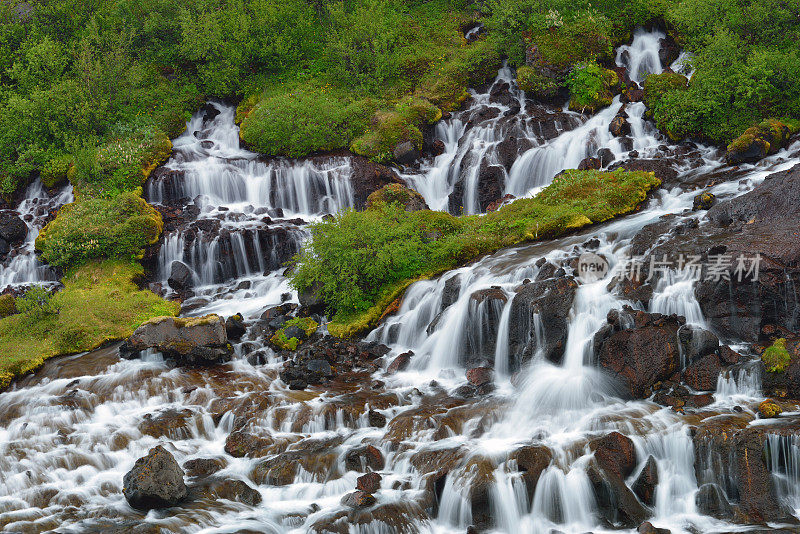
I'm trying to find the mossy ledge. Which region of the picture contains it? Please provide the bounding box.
[291,168,661,338]
[0,261,179,391]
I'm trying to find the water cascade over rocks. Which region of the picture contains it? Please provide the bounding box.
[2,27,800,534]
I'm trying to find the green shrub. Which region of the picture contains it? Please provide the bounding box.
[763,338,791,373]
[290,168,660,330]
[36,191,163,268]
[40,154,73,189]
[567,60,618,112]
[0,294,18,318]
[16,286,60,322]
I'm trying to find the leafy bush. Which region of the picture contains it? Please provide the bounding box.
[762,338,791,373]
[567,60,619,112]
[16,286,60,322]
[36,191,163,268]
[0,294,17,318]
[40,154,73,189]
[290,168,660,332]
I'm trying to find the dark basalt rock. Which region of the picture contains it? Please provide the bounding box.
[632,455,659,506]
[0,211,27,246]
[508,275,578,369]
[695,483,734,520]
[345,444,385,472]
[123,445,187,510]
[279,336,389,389]
[594,307,685,398]
[225,313,246,341]
[448,160,506,214]
[356,472,382,494]
[591,432,637,479]
[168,260,194,291]
[120,315,233,365]
[508,444,552,501]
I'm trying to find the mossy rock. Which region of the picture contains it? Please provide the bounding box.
[762,338,791,373]
[0,294,17,318]
[758,399,782,418]
[516,66,560,101]
[642,72,689,111]
[269,317,319,351]
[726,120,796,164]
[366,184,429,212]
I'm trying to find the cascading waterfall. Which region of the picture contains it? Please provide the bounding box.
[0,180,73,290]
[3,27,800,534]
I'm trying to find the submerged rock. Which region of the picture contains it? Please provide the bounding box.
[120,315,233,364]
[123,445,187,510]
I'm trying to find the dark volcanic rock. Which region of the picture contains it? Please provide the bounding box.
[120,315,233,364]
[508,275,578,369]
[123,445,187,510]
[225,313,246,341]
[341,490,376,508]
[695,483,734,520]
[349,156,403,210]
[448,160,506,213]
[0,212,27,245]
[591,432,637,479]
[594,307,684,398]
[356,472,382,494]
[632,455,659,506]
[167,260,194,291]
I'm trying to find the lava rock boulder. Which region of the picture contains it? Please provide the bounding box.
[123,445,187,510]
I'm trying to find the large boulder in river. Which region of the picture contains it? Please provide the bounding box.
[123,445,187,510]
[366,183,428,212]
[120,315,233,364]
[349,156,403,209]
[167,260,194,291]
[726,120,794,165]
[508,275,578,369]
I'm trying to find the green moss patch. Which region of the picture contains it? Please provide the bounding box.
[762,338,791,373]
[0,294,17,318]
[516,65,560,100]
[0,260,178,390]
[269,317,319,351]
[36,191,163,269]
[567,61,620,113]
[291,168,661,337]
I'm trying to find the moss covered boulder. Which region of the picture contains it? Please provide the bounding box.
[516,65,560,102]
[366,184,429,212]
[121,314,233,364]
[726,120,797,165]
[0,294,17,318]
[269,317,319,351]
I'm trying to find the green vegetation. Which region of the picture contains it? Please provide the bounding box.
[516,65,559,100]
[762,338,792,373]
[0,261,178,390]
[269,317,319,351]
[16,286,59,321]
[0,294,17,318]
[567,61,620,113]
[35,191,163,269]
[290,168,660,337]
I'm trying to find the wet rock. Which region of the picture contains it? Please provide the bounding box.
[120,315,233,365]
[138,408,194,440]
[192,477,262,506]
[598,147,615,167]
[367,410,387,428]
[448,160,506,213]
[587,462,649,528]
[224,430,275,458]
[508,445,552,501]
[591,431,637,479]
[682,352,722,391]
[466,367,493,387]
[610,114,631,137]
[387,351,413,374]
[251,436,343,486]
[183,457,225,478]
[658,34,681,66]
[622,87,644,103]
[441,275,462,311]
[678,324,719,363]
[356,472,382,494]
[393,141,420,165]
[341,490,376,509]
[578,157,602,170]
[199,102,221,123]
[431,139,446,156]
[632,455,659,506]
[345,444,385,472]
[0,212,27,245]
[638,521,671,534]
[692,191,716,211]
[594,307,684,398]
[693,417,799,522]
[508,275,578,368]
[695,483,734,520]
[298,283,326,316]
[123,445,187,510]
[349,156,402,209]
[225,313,246,341]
